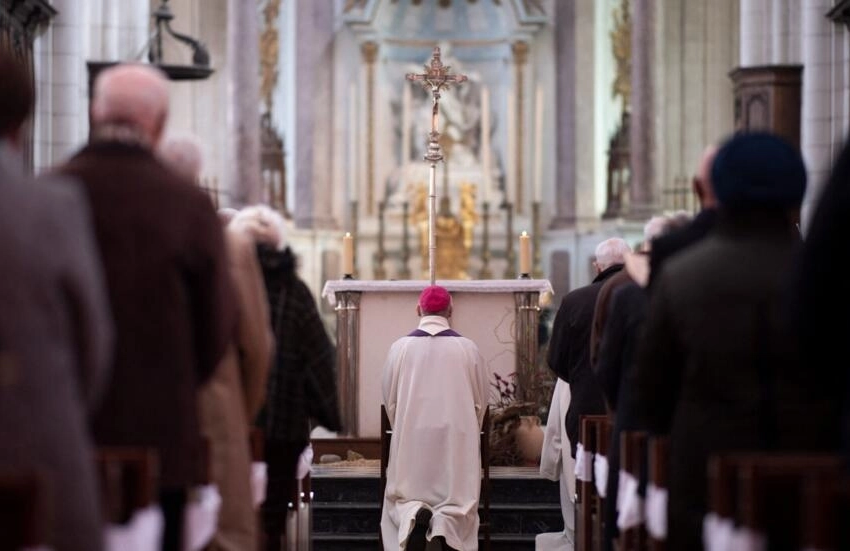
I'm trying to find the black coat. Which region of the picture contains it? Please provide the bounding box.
[258,246,341,442]
[796,140,850,470]
[547,264,624,457]
[648,208,717,291]
[637,211,839,550]
[596,282,649,551]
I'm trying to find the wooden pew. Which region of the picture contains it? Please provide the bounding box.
[0,471,50,548]
[646,436,669,551]
[380,405,491,551]
[617,430,647,551]
[95,447,159,525]
[708,453,843,550]
[800,469,850,550]
[592,417,613,549]
[575,414,606,551]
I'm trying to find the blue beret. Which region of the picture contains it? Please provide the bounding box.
[711,132,807,209]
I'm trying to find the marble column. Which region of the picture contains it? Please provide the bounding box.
[628,0,657,219]
[290,0,336,228]
[226,0,262,206]
[512,41,529,215]
[800,0,836,231]
[550,0,576,228]
[361,41,378,217]
[740,0,770,66]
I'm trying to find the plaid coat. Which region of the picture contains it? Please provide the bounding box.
[258,246,342,442]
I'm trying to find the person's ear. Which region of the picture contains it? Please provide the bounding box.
[416,305,422,317]
[446,305,453,318]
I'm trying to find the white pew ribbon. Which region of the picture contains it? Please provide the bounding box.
[593,454,609,498]
[574,443,594,482]
[105,505,164,551]
[645,482,667,540]
[616,470,644,530]
[184,484,222,551]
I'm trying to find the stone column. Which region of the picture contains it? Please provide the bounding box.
[800,0,835,230]
[512,41,529,215]
[550,0,576,228]
[45,0,83,164]
[740,0,770,66]
[226,0,262,206]
[361,41,378,217]
[290,0,336,228]
[628,0,657,218]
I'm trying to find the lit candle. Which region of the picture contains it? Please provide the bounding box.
[348,83,358,202]
[519,230,531,275]
[506,90,515,204]
[342,232,354,277]
[480,86,491,203]
[533,84,543,203]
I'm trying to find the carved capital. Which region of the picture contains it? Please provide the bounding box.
[360,41,379,64]
[512,41,530,66]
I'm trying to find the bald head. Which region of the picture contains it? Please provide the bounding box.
[693,144,719,209]
[91,64,170,147]
[594,237,631,273]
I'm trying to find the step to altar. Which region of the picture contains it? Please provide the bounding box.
[310,464,563,551]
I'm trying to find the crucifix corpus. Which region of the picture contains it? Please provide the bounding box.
[406,46,468,285]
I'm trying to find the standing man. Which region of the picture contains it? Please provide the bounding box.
[58,64,236,551]
[547,237,631,457]
[0,47,113,551]
[381,286,489,551]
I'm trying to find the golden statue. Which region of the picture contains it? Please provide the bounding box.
[611,0,632,110]
[409,182,477,280]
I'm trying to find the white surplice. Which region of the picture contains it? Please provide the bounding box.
[381,315,489,551]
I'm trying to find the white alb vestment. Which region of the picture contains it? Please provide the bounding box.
[381,315,489,551]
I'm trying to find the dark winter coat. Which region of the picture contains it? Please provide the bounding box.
[637,211,839,550]
[257,246,342,442]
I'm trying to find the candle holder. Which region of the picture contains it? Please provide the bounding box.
[479,201,493,279]
[532,201,544,279]
[350,200,359,279]
[374,200,387,280]
[518,273,531,280]
[503,202,517,279]
[399,201,412,279]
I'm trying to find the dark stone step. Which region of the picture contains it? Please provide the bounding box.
[312,502,564,536]
[311,475,560,505]
[311,533,537,551]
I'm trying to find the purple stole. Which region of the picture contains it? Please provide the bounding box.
[407,328,462,337]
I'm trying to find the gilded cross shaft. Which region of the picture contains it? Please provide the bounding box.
[406,47,468,163]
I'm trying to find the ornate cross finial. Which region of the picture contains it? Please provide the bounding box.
[404,46,468,285]
[405,47,468,163]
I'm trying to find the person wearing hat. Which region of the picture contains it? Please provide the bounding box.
[380,286,489,551]
[636,132,839,549]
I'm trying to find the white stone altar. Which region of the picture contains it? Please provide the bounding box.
[322,279,553,438]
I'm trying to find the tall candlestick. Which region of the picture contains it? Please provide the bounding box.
[342,232,354,277]
[480,86,491,204]
[401,82,411,171]
[519,230,531,276]
[348,83,358,202]
[506,90,516,205]
[533,84,544,202]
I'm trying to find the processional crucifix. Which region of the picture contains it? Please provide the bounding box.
[406,47,467,285]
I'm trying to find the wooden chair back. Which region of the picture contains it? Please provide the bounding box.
[95,447,159,524]
[618,430,648,551]
[575,414,606,551]
[0,471,50,547]
[647,436,669,551]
